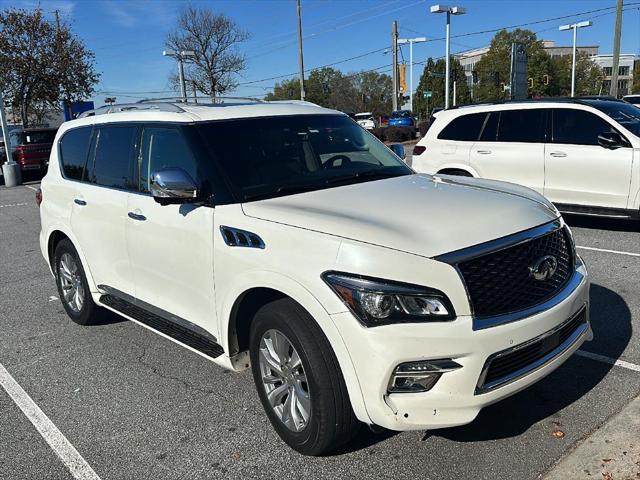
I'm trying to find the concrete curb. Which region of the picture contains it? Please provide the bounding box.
[544,394,640,479]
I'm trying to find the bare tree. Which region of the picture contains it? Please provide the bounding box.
[166,6,249,99]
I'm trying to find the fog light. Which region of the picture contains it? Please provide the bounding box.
[388,359,462,393]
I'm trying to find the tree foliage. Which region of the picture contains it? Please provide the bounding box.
[266,68,393,116]
[0,8,98,127]
[633,61,640,94]
[166,6,249,99]
[548,52,603,97]
[413,57,469,118]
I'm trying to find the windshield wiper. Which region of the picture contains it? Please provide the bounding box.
[324,169,405,186]
[242,183,320,202]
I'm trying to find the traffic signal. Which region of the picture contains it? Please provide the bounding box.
[528,78,534,89]
[543,74,550,86]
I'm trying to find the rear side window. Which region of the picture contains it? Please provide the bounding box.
[87,126,137,189]
[59,127,92,181]
[552,109,616,146]
[496,109,546,143]
[438,112,487,141]
[138,127,198,193]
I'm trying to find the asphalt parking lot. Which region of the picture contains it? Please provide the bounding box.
[1,178,639,480]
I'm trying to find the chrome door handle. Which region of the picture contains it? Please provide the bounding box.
[476,150,492,154]
[127,212,146,221]
[74,198,87,206]
[549,151,567,158]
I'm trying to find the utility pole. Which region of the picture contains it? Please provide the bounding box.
[163,50,195,102]
[392,21,399,111]
[610,0,623,98]
[192,81,198,103]
[0,93,21,187]
[297,0,305,101]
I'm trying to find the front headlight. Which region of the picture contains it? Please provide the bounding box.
[322,272,456,327]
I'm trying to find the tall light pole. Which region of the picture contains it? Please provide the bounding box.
[559,20,592,97]
[296,0,305,101]
[430,4,465,109]
[163,50,196,102]
[398,37,427,112]
[391,21,399,111]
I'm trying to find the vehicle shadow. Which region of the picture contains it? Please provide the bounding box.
[563,213,640,233]
[432,283,631,443]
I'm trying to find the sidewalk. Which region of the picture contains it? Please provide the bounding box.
[544,394,640,479]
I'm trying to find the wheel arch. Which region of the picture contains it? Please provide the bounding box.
[436,166,477,177]
[45,226,97,291]
[219,273,370,424]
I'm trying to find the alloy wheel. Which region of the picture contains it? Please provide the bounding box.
[58,253,84,313]
[258,329,311,432]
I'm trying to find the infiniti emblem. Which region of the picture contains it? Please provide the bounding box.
[529,255,558,281]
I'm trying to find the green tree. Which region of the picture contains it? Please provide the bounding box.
[413,57,469,119]
[0,8,98,126]
[633,60,640,93]
[474,28,552,102]
[548,52,603,97]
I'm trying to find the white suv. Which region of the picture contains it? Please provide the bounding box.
[412,98,640,219]
[38,99,591,455]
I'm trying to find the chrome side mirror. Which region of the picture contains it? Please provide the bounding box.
[150,168,199,205]
[389,143,406,159]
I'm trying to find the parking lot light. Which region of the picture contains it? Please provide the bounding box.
[559,20,592,97]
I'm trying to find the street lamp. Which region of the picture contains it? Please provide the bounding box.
[398,37,427,112]
[559,20,592,97]
[163,50,196,102]
[430,4,465,109]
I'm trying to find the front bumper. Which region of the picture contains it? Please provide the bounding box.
[332,262,590,431]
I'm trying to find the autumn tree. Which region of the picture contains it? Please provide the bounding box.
[0,8,98,127]
[413,57,469,118]
[166,6,249,99]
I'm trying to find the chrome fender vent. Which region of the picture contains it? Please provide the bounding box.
[220,226,265,249]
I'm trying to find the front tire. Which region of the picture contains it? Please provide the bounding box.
[54,239,100,325]
[249,298,359,455]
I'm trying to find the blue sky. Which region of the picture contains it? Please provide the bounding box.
[5,0,640,106]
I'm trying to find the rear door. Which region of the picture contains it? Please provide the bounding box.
[544,108,633,209]
[70,124,137,296]
[429,111,487,173]
[469,108,547,193]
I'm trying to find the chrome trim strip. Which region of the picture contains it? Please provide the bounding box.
[433,219,562,265]
[97,284,218,344]
[475,305,589,395]
[473,269,584,330]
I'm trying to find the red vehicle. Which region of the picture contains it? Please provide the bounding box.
[10,128,58,173]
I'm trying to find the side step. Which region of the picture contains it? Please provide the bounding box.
[100,294,224,359]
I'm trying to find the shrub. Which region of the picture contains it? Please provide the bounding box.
[371,127,386,141]
[418,121,430,137]
[385,127,407,143]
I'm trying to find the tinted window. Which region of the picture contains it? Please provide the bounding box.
[24,129,57,144]
[553,109,616,145]
[496,109,546,143]
[139,127,198,193]
[438,112,487,141]
[584,101,640,137]
[88,126,136,189]
[624,97,640,105]
[479,112,498,141]
[59,127,92,181]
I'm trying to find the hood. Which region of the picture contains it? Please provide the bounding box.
[241,174,559,259]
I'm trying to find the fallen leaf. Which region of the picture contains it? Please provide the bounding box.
[601,472,613,480]
[551,430,565,439]
[232,452,241,461]
[602,459,612,463]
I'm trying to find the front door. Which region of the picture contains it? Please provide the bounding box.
[544,108,634,209]
[125,125,217,335]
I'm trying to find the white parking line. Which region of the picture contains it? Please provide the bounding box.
[577,350,640,373]
[0,202,29,208]
[577,245,640,258]
[0,363,101,480]
[23,185,39,192]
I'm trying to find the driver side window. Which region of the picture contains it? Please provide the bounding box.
[552,109,623,146]
[138,126,198,193]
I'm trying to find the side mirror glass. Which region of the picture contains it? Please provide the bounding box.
[150,167,199,205]
[389,143,406,159]
[597,131,623,150]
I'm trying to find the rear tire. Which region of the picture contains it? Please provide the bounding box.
[53,239,100,326]
[249,298,359,455]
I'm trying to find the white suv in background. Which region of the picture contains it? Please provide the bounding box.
[38,99,590,455]
[354,112,377,130]
[412,98,640,219]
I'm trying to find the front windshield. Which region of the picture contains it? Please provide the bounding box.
[588,101,640,136]
[194,114,411,202]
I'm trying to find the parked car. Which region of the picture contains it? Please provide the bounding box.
[10,127,58,173]
[412,98,640,219]
[38,99,591,455]
[388,109,416,128]
[354,112,377,130]
[622,94,640,106]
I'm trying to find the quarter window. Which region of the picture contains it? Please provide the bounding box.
[59,127,92,181]
[88,126,137,189]
[139,127,198,193]
[552,109,615,146]
[438,112,487,141]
